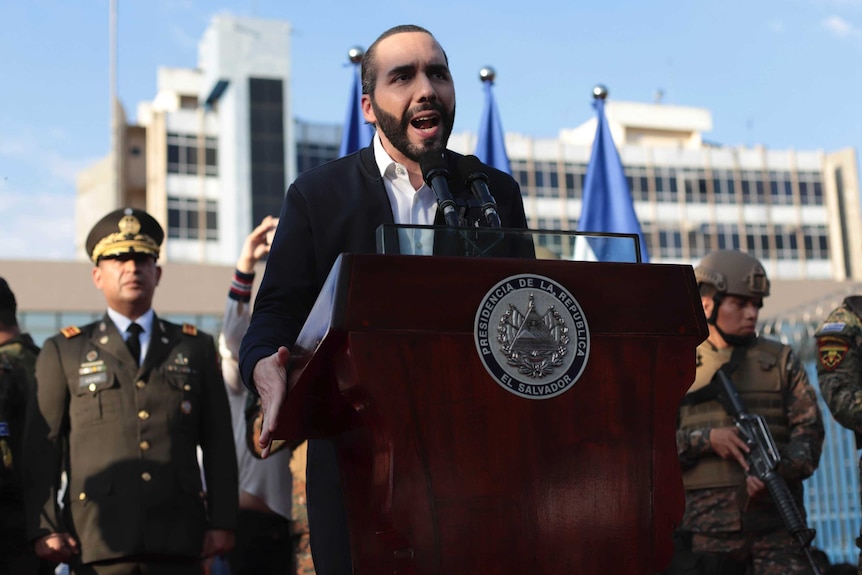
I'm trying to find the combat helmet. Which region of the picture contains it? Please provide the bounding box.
[694,250,770,300]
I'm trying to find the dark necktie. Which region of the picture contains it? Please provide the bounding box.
[126,322,143,366]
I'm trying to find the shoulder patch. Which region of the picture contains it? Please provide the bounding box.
[182,323,198,336]
[818,335,850,371]
[820,322,847,334]
[60,325,82,339]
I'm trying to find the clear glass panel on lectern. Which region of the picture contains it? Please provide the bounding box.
[375,225,642,263]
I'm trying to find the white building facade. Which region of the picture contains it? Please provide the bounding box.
[450,100,861,281]
[78,15,295,265]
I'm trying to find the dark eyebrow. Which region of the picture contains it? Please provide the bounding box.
[426,63,450,76]
[386,64,417,79]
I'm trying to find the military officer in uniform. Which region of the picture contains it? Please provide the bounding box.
[23,207,238,575]
[673,250,824,574]
[814,296,862,574]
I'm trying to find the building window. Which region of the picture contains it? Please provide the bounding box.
[740,171,766,204]
[625,165,650,202]
[715,223,741,250]
[773,224,799,259]
[297,142,338,174]
[798,171,824,206]
[167,196,219,240]
[802,225,829,259]
[167,133,218,176]
[563,162,586,200]
[768,171,794,206]
[743,224,770,259]
[534,161,558,198]
[654,167,678,203]
[249,78,287,225]
[713,170,736,205]
[658,228,683,258]
[683,169,708,203]
[513,166,530,190]
[180,95,199,110]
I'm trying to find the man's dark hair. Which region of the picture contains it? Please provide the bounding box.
[0,277,17,328]
[361,24,447,97]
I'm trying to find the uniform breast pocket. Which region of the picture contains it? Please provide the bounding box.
[72,370,121,426]
[164,365,202,427]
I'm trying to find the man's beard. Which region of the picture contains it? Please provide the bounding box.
[371,100,455,162]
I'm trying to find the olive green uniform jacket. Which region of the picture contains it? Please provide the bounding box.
[23,314,238,565]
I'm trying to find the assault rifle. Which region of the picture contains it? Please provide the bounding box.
[715,368,823,575]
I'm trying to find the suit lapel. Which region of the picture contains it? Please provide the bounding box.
[141,315,176,375]
[91,314,138,376]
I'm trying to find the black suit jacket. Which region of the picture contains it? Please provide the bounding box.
[239,144,529,573]
[24,315,237,565]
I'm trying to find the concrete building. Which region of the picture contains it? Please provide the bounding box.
[77,14,294,265]
[449,99,861,281]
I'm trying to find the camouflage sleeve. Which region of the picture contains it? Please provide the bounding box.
[676,426,712,469]
[814,305,862,435]
[780,349,824,482]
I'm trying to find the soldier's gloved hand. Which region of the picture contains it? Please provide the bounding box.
[708,426,750,470]
[252,346,291,458]
[34,532,79,563]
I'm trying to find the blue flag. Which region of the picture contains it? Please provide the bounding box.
[578,97,649,262]
[474,80,511,174]
[339,64,374,157]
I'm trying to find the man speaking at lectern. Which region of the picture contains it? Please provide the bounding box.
[240,24,529,574]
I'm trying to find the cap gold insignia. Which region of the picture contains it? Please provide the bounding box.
[118,214,141,236]
[90,214,160,262]
[181,400,193,414]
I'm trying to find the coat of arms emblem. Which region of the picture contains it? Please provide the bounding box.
[475,274,590,399]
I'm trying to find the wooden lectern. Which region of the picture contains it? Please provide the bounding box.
[276,253,707,574]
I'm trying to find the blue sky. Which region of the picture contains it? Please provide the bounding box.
[2,0,861,260]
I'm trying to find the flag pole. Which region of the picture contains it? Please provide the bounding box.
[577,84,650,263]
[338,46,374,158]
[475,66,511,174]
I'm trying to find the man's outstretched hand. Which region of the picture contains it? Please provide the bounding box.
[252,346,291,458]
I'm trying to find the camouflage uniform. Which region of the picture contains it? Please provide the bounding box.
[675,338,824,575]
[815,296,862,575]
[291,441,315,575]
[1,333,54,575]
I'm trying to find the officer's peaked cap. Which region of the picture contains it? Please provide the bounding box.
[86,207,164,263]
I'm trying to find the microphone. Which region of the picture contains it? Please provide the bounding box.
[419,150,461,227]
[458,155,501,228]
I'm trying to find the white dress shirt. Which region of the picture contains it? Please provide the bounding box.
[372,134,438,255]
[107,307,154,365]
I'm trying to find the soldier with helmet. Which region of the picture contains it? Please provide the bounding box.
[814,296,862,574]
[22,207,238,574]
[0,277,54,575]
[670,249,824,574]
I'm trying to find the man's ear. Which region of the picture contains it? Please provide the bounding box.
[361,94,375,124]
[91,265,103,290]
[155,265,162,287]
[701,295,714,319]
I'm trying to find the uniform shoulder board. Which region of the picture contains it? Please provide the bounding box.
[182,323,198,336]
[60,325,82,339]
